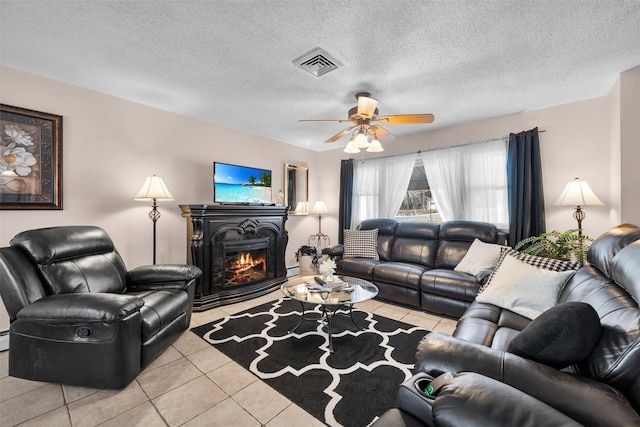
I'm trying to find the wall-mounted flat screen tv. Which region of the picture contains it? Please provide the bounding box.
[213,162,272,204]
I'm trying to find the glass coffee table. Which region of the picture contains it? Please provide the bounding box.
[281,275,379,352]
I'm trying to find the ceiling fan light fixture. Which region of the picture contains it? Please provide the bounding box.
[366,138,384,152]
[344,140,360,153]
[354,131,369,148]
[357,94,378,118]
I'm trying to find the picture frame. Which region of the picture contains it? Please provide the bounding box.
[0,104,63,209]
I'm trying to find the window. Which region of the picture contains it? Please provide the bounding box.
[395,159,441,223]
[351,137,509,229]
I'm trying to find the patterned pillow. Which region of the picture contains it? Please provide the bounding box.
[343,229,379,260]
[478,247,580,295]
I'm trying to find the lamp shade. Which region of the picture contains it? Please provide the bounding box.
[357,95,378,118]
[554,177,603,207]
[366,138,384,152]
[134,175,174,201]
[354,131,369,148]
[312,201,328,214]
[344,140,360,153]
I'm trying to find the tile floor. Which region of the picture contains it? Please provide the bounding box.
[0,290,457,427]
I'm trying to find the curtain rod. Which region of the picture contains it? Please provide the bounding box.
[350,129,546,162]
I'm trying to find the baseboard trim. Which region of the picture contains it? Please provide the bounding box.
[0,330,9,352]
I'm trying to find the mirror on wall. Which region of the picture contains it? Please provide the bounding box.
[284,164,309,215]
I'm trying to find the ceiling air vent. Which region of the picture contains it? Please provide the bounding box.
[293,48,342,77]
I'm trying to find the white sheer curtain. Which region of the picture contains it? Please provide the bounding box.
[351,153,417,228]
[421,137,508,228]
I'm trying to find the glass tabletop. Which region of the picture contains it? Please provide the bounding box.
[282,275,378,306]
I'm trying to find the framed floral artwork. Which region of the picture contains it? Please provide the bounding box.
[0,104,63,209]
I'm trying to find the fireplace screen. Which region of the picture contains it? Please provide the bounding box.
[224,245,268,286]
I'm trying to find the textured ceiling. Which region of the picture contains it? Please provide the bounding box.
[1,1,639,151]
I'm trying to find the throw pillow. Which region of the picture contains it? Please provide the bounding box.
[479,247,580,294]
[454,238,503,276]
[475,254,576,319]
[343,229,379,260]
[508,302,601,369]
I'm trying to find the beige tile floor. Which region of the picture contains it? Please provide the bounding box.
[0,290,457,427]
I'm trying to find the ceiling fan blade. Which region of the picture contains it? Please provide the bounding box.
[371,125,396,143]
[325,125,357,143]
[357,95,378,118]
[299,119,353,123]
[377,114,435,125]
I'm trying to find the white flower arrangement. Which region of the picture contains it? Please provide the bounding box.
[318,256,337,280]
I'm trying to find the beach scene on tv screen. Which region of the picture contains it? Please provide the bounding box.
[214,163,272,203]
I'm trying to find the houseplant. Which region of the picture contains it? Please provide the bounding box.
[295,245,319,275]
[514,229,593,265]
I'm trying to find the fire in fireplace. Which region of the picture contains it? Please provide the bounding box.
[222,237,270,287]
[224,248,267,285]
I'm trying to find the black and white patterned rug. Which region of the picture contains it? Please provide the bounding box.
[191,298,429,427]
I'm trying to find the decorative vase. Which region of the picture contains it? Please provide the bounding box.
[298,255,316,276]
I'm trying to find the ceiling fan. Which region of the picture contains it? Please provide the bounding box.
[299,92,434,152]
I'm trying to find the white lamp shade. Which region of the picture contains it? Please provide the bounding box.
[312,201,328,214]
[357,95,378,118]
[366,139,384,152]
[344,140,360,153]
[354,132,369,148]
[134,175,174,201]
[554,177,603,206]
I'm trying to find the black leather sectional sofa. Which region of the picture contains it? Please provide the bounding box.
[374,225,640,426]
[324,219,507,318]
[0,226,202,389]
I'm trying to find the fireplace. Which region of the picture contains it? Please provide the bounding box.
[223,238,268,286]
[180,204,288,311]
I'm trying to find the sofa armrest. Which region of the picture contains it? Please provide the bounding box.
[126,264,202,291]
[322,244,344,258]
[430,373,582,427]
[16,293,144,323]
[416,333,640,426]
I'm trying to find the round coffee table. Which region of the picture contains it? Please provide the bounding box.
[281,275,379,352]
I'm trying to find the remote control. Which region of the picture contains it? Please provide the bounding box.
[314,276,327,286]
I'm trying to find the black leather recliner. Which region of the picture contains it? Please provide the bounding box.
[0,226,202,389]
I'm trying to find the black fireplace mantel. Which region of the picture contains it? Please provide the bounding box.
[180,204,289,311]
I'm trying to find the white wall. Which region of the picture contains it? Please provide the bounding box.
[619,67,640,225]
[0,66,320,268]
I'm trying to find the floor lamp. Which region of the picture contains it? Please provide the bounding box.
[554,177,603,263]
[308,201,330,249]
[135,175,174,264]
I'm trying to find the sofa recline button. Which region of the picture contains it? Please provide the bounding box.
[75,327,93,338]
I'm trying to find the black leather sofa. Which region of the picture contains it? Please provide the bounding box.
[0,225,202,389]
[374,225,640,426]
[323,219,507,318]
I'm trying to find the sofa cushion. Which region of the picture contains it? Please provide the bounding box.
[508,302,601,369]
[609,240,640,303]
[373,262,426,290]
[454,238,503,276]
[336,257,380,280]
[587,224,640,278]
[435,221,500,269]
[390,222,440,267]
[421,269,479,302]
[10,226,128,294]
[476,254,576,320]
[344,229,379,260]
